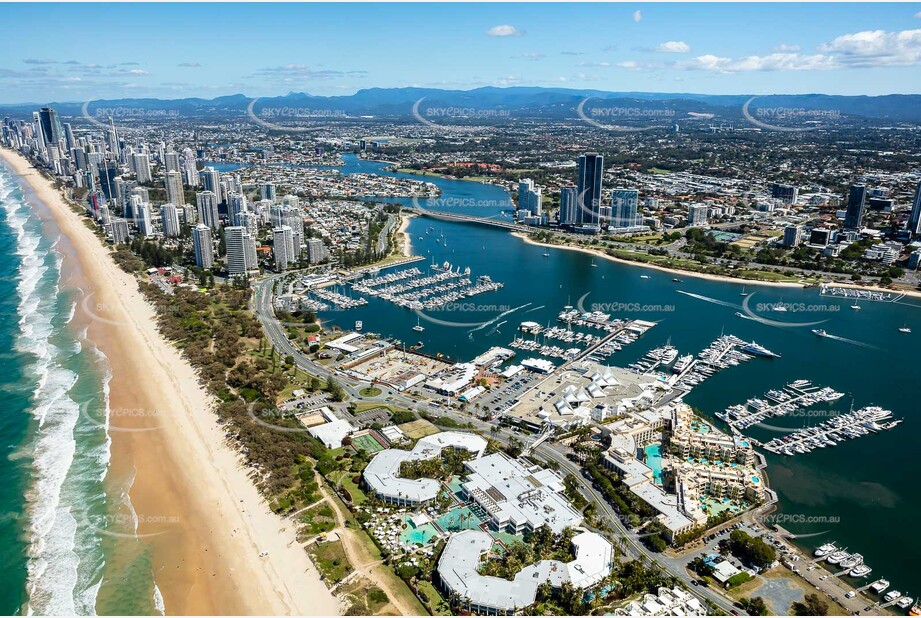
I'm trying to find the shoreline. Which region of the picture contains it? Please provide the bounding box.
[1,148,340,616]
[397,212,415,257]
[514,231,921,299]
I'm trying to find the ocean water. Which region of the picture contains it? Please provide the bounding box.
[0,163,159,615]
[323,155,921,596]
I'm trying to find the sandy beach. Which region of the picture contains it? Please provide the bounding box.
[1,148,340,616]
[397,212,415,257]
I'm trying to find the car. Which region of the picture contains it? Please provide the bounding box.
[845,592,856,599]
[820,575,829,581]
[691,580,698,586]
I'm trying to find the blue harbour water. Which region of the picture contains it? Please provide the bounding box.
[0,163,159,615]
[317,154,920,593]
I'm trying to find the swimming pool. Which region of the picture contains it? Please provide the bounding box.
[400,516,441,546]
[644,444,664,485]
[436,506,482,532]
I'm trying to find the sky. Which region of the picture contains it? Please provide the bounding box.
[2,3,920,103]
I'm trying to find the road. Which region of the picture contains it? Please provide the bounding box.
[252,273,743,614]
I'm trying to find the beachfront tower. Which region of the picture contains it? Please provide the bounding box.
[192,224,214,269]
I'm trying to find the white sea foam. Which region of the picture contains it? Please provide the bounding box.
[0,168,104,615]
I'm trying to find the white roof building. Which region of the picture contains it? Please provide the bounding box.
[308,419,355,449]
[363,431,487,505]
[437,529,614,614]
[461,453,582,534]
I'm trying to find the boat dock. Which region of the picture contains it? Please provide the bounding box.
[717,380,845,431]
[762,406,901,456]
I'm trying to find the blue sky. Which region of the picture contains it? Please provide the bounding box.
[2,3,920,103]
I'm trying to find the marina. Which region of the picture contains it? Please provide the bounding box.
[349,261,504,310]
[762,406,901,456]
[716,379,845,431]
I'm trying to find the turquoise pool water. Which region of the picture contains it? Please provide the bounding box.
[400,516,440,546]
[644,444,664,485]
[700,497,746,516]
[436,506,481,532]
[446,478,465,500]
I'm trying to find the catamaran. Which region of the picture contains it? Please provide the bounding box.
[870,578,890,593]
[412,316,425,332]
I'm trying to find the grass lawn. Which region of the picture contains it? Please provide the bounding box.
[398,419,441,439]
[416,580,450,615]
[328,470,368,505]
[339,579,393,615]
[308,539,352,584]
[299,503,336,537]
[353,401,410,414]
[359,386,383,397]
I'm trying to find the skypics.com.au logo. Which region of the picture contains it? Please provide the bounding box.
[576,98,675,132]
[246,99,345,133]
[412,98,511,132]
[741,97,842,132]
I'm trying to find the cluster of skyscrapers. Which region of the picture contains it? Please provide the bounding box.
[1,106,332,278]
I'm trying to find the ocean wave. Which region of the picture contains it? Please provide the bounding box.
[0,169,104,616]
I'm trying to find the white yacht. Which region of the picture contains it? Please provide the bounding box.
[897,597,914,609]
[899,324,912,333]
[849,564,872,577]
[839,553,863,569]
[884,590,902,603]
[870,579,890,593]
[826,550,850,565]
[815,542,837,557]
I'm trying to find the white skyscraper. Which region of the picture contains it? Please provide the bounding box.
[305,237,328,264]
[228,192,247,224]
[132,152,152,183]
[201,167,222,204]
[688,204,709,227]
[165,170,185,206]
[164,150,181,172]
[161,203,181,237]
[181,148,199,187]
[192,225,214,269]
[136,202,154,236]
[224,226,257,276]
[273,226,294,271]
[196,191,220,230]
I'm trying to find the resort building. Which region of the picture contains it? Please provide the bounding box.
[601,403,762,541]
[612,586,705,616]
[437,529,614,615]
[461,452,583,534]
[363,432,488,506]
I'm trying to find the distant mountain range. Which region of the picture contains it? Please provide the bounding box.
[3,87,921,123]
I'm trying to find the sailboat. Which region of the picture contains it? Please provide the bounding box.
[851,301,860,310]
[740,286,748,296]
[591,259,598,267]
[412,315,425,332]
[899,323,911,333]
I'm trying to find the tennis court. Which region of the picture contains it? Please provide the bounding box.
[352,432,386,453]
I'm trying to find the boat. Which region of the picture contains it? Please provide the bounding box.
[773,303,788,312]
[741,341,781,358]
[849,564,872,577]
[826,550,850,565]
[740,286,748,296]
[672,278,682,282]
[590,259,598,267]
[542,253,550,257]
[851,301,860,310]
[909,602,920,616]
[871,579,890,593]
[884,591,902,603]
[355,320,363,332]
[815,542,837,557]
[640,275,650,279]
[899,324,912,333]
[412,316,425,332]
[839,553,863,569]
[897,597,915,610]
[812,329,828,337]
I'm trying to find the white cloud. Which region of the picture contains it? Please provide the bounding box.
[680,52,835,73]
[578,61,612,67]
[632,10,642,22]
[515,52,545,61]
[773,44,801,52]
[656,41,690,53]
[486,25,523,37]
[819,28,921,67]
[127,69,149,75]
